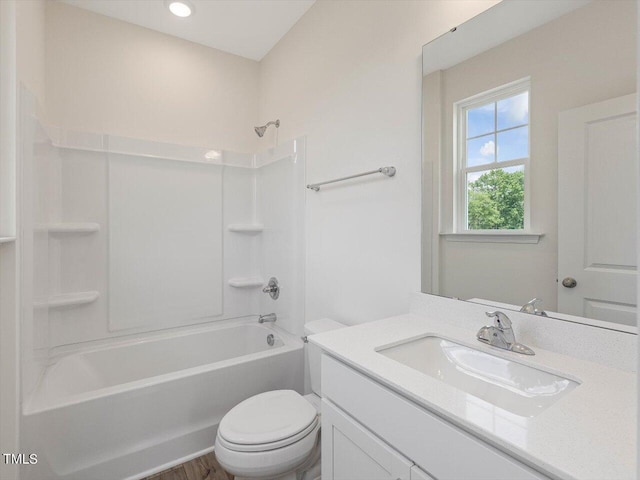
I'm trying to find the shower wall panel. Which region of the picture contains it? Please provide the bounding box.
[257,139,306,336]
[20,88,58,398]
[223,166,261,320]
[21,125,290,350]
[49,147,106,348]
[108,154,223,331]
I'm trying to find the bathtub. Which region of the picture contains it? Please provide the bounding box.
[21,319,304,480]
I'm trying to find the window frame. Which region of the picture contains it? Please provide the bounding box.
[453,77,531,233]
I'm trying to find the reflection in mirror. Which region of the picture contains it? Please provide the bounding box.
[421,0,637,331]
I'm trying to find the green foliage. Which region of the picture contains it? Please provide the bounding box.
[467,169,524,230]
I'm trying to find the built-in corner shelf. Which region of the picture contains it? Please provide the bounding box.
[45,223,101,234]
[227,224,264,233]
[228,277,264,288]
[0,236,16,244]
[37,291,100,309]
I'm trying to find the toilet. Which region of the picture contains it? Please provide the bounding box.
[214,319,345,480]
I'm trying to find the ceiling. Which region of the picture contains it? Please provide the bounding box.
[422,0,590,75]
[58,0,316,61]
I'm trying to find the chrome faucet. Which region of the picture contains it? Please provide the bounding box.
[262,277,280,300]
[477,311,535,355]
[258,313,277,324]
[520,298,548,316]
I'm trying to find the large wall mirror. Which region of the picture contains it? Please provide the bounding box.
[422,0,638,332]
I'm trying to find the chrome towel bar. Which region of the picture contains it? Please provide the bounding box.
[306,166,396,192]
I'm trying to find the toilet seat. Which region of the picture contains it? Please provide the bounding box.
[215,390,320,479]
[217,416,319,452]
[217,390,318,452]
[215,421,320,479]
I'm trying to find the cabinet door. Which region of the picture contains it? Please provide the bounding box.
[411,465,436,480]
[322,399,413,480]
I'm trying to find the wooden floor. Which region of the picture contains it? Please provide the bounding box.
[143,452,234,480]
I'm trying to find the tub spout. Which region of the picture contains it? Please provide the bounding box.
[258,313,277,323]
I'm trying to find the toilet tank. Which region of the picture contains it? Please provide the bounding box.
[304,319,345,396]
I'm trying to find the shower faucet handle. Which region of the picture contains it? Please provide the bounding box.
[262,277,280,300]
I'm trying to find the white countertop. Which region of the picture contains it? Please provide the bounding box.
[310,312,637,480]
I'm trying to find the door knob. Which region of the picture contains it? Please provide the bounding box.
[562,277,577,288]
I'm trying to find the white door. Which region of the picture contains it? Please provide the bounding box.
[322,400,413,480]
[558,94,637,326]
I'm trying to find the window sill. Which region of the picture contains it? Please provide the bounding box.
[440,231,544,244]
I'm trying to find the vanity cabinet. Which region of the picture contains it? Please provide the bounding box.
[322,400,437,480]
[321,354,549,480]
[322,399,415,480]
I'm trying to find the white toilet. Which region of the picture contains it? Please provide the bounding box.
[214,319,345,480]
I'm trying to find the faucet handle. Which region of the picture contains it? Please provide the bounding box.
[262,277,280,300]
[520,298,548,316]
[486,311,512,331]
[520,298,538,312]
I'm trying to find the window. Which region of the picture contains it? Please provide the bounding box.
[455,79,530,232]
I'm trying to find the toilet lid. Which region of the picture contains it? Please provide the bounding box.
[218,390,317,446]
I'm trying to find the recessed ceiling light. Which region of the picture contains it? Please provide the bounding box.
[167,0,193,18]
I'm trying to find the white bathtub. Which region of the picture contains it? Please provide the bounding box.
[21,319,304,480]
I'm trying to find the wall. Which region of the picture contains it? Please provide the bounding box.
[432,1,636,309]
[45,2,260,153]
[637,4,640,478]
[258,0,497,325]
[1,2,45,480]
[17,0,46,106]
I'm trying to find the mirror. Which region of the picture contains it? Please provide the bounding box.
[421,0,638,331]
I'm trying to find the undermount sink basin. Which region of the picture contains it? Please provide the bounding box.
[377,336,579,417]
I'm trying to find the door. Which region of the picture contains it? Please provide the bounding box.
[558,94,637,326]
[322,399,413,480]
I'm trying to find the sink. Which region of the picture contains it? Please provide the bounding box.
[377,336,579,417]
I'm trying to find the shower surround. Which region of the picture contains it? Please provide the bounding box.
[18,89,306,480]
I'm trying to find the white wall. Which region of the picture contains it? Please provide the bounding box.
[1,2,45,479]
[17,0,46,106]
[258,0,497,325]
[637,3,640,478]
[45,2,260,153]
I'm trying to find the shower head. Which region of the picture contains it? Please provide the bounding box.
[254,119,280,137]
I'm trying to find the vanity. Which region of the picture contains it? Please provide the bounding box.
[309,293,637,480]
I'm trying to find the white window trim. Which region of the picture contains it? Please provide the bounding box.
[441,231,543,244]
[448,77,542,243]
